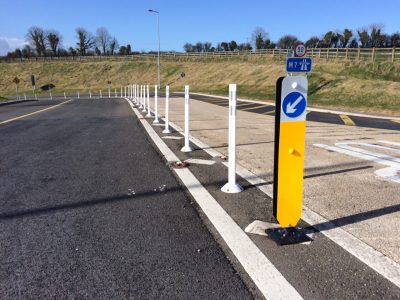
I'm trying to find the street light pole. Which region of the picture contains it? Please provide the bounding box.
[149,9,161,89]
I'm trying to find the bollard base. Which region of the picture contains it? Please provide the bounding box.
[266,227,313,246]
[153,119,160,124]
[221,183,243,194]
[162,129,171,134]
[180,146,193,152]
[142,109,147,113]
[146,113,152,117]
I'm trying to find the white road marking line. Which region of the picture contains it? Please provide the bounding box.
[185,158,216,166]
[124,98,303,300]
[162,136,183,140]
[380,140,400,147]
[163,118,400,288]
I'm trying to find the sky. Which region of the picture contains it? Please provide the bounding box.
[0,0,399,55]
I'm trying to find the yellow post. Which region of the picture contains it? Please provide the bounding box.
[273,76,308,228]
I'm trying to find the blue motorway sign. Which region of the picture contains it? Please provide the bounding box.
[282,92,307,118]
[286,57,313,73]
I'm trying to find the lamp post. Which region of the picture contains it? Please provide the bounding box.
[148,9,161,89]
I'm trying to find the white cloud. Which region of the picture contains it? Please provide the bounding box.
[0,37,28,56]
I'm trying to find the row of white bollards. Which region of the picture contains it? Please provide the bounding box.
[128,83,241,194]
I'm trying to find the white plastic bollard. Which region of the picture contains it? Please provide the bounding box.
[109,87,111,98]
[100,90,102,98]
[181,85,193,152]
[90,91,92,98]
[115,88,117,97]
[121,87,123,98]
[221,84,243,193]
[78,91,80,99]
[139,85,143,109]
[153,85,159,123]
[24,94,27,100]
[146,85,151,117]
[162,86,171,134]
[64,92,66,99]
[142,85,147,112]
[49,89,53,100]
[34,93,37,100]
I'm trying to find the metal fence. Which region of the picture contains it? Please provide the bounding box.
[1,47,399,63]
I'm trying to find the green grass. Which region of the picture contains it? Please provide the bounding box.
[0,58,399,115]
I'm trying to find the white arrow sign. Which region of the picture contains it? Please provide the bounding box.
[286,95,304,114]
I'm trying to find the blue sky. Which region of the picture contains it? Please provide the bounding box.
[0,0,399,54]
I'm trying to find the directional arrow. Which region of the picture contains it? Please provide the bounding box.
[286,95,304,114]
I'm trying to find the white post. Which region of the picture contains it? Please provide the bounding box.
[100,90,102,98]
[142,85,147,112]
[64,91,66,99]
[121,87,123,98]
[115,88,117,97]
[125,86,127,97]
[49,88,52,100]
[90,91,92,98]
[180,85,192,152]
[221,84,243,193]
[34,93,37,100]
[134,85,137,103]
[153,85,159,123]
[109,87,111,98]
[139,85,143,109]
[146,85,151,117]
[162,85,171,134]
[78,91,80,98]
[24,93,27,100]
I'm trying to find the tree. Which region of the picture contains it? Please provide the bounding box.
[203,42,212,52]
[343,29,353,48]
[21,45,33,58]
[220,42,229,51]
[370,24,385,47]
[109,37,119,55]
[229,40,238,51]
[357,28,370,48]
[26,26,46,56]
[47,30,62,56]
[306,36,320,48]
[238,43,252,51]
[194,42,203,52]
[96,27,111,54]
[251,27,268,50]
[76,27,95,55]
[391,33,400,47]
[95,47,101,56]
[69,47,77,57]
[126,44,132,55]
[277,35,298,49]
[183,43,194,52]
[119,45,127,55]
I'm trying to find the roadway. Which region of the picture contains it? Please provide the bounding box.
[0,99,251,299]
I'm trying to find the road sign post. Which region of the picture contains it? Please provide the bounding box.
[273,76,308,229]
[181,85,193,152]
[221,84,243,194]
[13,77,20,100]
[153,85,159,123]
[162,85,171,134]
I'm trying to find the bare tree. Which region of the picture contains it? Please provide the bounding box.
[251,27,269,50]
[109,37,119,55]
[96,27,111,55]
[306,36,320,48]
[183,43,194,52]
[26,26,46,56]
[76,27,95,55]
[203,42,212,52]
[47,30,62,56]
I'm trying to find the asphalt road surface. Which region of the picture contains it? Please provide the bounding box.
[0,99,252,299]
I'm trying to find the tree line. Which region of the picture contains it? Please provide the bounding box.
[183,24,400,52]
[6,26,134,59]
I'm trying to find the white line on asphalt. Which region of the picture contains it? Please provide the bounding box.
[124,98,302,300]
[184,158,216,165]
[165,119,400,288]
[380,140,400,147]
[162,136,183,140]
[184,92,400,121]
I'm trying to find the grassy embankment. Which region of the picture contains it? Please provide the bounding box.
[0,56,399,115]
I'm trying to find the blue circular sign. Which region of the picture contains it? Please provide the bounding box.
[282,92,307,118]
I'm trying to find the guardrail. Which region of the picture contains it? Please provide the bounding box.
[1,47,399,63]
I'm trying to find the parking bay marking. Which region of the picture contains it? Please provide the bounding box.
[314,141,400,183]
